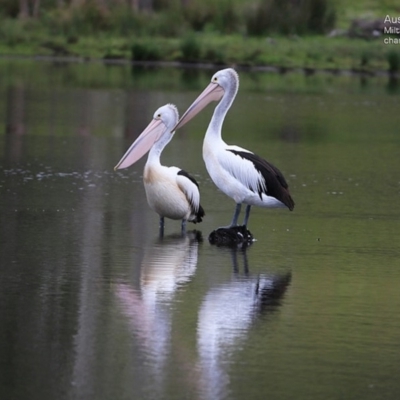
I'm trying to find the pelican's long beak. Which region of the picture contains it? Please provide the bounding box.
[173,82,224,131]
[114,119,166,170]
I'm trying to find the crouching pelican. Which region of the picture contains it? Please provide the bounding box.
[114,104,205,234]
[174,68,294,229]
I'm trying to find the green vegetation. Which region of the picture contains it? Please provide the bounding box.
[0,0,399,73]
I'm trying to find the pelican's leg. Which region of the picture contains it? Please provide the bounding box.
[159,217,165,237]
[243,205,251,227]
[181,219,187,235]
[226,203,241,228]
[217,203,242,229]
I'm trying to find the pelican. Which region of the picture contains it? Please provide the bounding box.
[174,68,294,228]
[114,104,205,233]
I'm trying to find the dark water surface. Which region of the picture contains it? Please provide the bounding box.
[1,59,400,400]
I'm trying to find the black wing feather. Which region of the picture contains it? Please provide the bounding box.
[177,169,205,223]
[228,150,295,211]
[177,169,199,188]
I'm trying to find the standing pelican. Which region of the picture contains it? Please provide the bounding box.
[115,104,205,233]
[174,68,294,228]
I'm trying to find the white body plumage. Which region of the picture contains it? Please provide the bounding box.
[203,140,286,208]
[143,164,201,222]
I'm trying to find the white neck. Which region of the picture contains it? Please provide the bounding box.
[146,133,171,167]
[205,78,238,141]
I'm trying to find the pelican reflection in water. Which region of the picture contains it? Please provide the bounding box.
[115,231,201,392]
[116,237,290,399]
[197,249,291,399]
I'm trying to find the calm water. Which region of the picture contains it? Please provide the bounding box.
[1,59,400,400]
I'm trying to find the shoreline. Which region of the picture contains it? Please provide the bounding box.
[1,53,398,79]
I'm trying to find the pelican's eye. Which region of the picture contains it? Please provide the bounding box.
[156,113,161,119]
[213,77,218,82]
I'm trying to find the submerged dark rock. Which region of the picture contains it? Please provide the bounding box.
[208,225,254,248]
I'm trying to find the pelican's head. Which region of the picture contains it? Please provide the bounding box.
[155,103,179,132]
[210,68,239,93]
[114,104,179,170]
[173,68,239,132]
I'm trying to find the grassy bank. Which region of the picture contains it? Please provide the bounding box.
[1,32,398,74]
[0,0,399,74]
